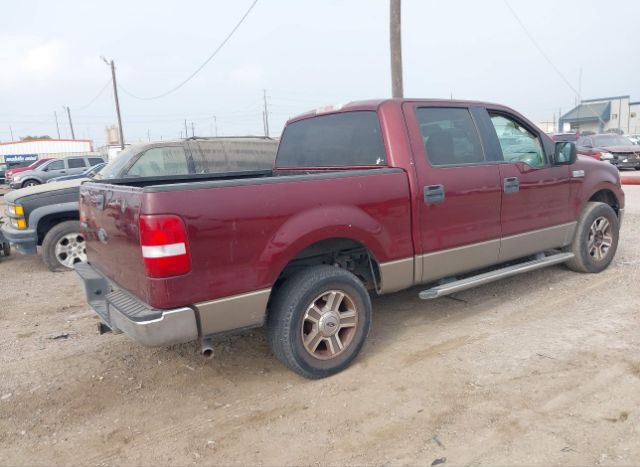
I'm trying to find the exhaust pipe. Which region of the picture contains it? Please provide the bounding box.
[201,337,214,359]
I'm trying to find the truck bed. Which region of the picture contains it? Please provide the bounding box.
[80,167,413,309]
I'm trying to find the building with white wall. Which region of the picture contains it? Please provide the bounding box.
[0,139,94,163]
[560,95,640,134]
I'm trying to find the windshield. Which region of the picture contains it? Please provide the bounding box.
[592,135,633,147]
[94,146,139,179]
[36,160,56,171]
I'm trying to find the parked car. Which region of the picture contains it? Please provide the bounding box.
[9,156,105,188]
[73,99,624,379]
[4,158,54,185]
[1,137,277,271]
[576,133,640,169]
[47,163,106,183]
[0,163,8,184]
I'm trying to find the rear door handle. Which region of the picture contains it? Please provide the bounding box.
[424,184,445,204]
[503,177,519,193]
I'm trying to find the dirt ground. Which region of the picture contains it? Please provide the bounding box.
[1,187,639,466]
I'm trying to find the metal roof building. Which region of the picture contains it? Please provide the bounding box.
[560,95,640,134]
[0,139,94,163]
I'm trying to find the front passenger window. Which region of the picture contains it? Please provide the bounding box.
[490,114,545,167]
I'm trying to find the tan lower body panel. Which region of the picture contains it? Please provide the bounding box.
[194,288,271,336]
[378,222,578,292]
[378,257,415,294]
[420,238,501,283]
[498,222,576,262]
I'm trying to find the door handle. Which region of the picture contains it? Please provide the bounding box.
[503,177,519,193]
[424,184,445,204]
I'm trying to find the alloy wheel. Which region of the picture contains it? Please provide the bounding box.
[54,233,86,268]
[301,290,359,360]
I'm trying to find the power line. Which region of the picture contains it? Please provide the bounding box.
[72,79,112,112]
[118,0,259,101]
[503,0,605,126]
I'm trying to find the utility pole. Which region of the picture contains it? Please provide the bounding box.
[213,116,218,137]
[63,106,76,139]
[102,57,125,149]
[54,111,61,139]
[191,122,195,137]
[263,90,270,137]
[390,0,404,98]
[147,129,150,141]
[9,125,14,141]
[184,119,188,139]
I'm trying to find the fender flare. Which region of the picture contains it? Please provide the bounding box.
[29,201,79,232]
[259,204,391,285]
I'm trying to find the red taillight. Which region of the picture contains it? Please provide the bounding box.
[139,214,191,278]
[591,152,602,160]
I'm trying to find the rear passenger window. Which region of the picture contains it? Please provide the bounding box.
[88,157,104,166]
[127,146,189,177]
[489,114,545,167]
[416,107,485,166]
[276,111,386,167]
[68,158,86,169]
[193,140,277,173]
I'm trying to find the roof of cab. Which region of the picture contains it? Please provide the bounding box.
[286,98,515,125]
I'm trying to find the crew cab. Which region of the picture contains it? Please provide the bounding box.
[75,99,624,379]
[2,137,277,271]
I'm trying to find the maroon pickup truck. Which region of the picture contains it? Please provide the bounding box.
[76,99,624,379]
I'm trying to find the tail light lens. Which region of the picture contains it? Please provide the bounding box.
[591,152,602,160]
[139,214,191,278]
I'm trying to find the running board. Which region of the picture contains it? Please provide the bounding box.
[418,252,575,300]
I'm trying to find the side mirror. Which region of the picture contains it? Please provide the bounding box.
[553,141,577,165]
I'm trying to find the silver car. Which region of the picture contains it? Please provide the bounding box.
[9,156,105,188]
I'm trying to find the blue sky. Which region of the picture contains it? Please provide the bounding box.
[1,0,639,145]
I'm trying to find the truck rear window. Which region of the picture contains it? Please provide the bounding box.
[276,111,387,167]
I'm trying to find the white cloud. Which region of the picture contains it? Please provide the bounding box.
[0,36,68,90]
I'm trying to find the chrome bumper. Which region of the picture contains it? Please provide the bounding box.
[74,262,198,347]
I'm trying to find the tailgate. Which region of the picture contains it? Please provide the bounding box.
[80,182,150,303]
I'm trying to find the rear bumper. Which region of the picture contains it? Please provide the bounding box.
[74,262,199,347]
[0,225,37,255]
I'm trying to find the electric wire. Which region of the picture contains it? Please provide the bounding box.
[71,79,112,112]
[503,0,605,126]
[117,0,259,100]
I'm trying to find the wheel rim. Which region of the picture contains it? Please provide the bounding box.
[301,290,359,360]
[54,233,86,268]
[587,216,613,262]
[25,181,38,187]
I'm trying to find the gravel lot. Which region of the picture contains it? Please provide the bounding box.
[1,187,639,466]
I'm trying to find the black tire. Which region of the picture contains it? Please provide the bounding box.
[41,220,86,272]
[267,265,372,379]
[22,179,40,188]
[565,202,619,273]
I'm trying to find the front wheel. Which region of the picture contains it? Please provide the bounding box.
[565,202,619,273]
[22,179,40,188]
[41,221,87,271]
[267,265,372,379]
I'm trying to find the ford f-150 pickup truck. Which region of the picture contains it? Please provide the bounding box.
[75,99,624,379]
